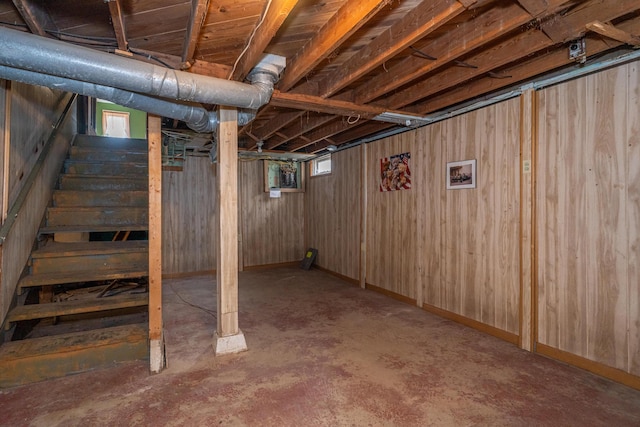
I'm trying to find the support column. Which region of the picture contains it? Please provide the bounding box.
[519,88,536,352]
[148,114,165,372]
[1,79,10,223]
[214,106,247,355]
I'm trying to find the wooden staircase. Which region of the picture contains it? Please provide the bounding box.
[0,135,150,388]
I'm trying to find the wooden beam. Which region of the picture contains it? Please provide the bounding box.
[11,0,56,36]
[313,0,471,97]
[586,20,640,47]
[354,2,532,104]
[107,0,128,51]
[270,90,388,118]
[1,80,10,224]
[516,0,574,17]
[230,0,300,80]
[542,0,640,43]
[181,0,210,67]
[147,114,165,373]
[189,59,232,78]
[214,106,247,355]
[381,28,552,109]
[277,0,391,92]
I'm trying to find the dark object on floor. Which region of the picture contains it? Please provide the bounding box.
[300,248,318,270]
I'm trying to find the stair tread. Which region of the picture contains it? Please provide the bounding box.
[39,224,149,234]
[61,174,147,180]
[0,322,147,360]
[7,293,148,324]
[19,268,149,288]
[33,240,148,258]
[53,190,148,207]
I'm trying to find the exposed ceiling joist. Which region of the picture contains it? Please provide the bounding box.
[230,0,300,80]
[11,0,56,36]
[277,0,392,92]
[107,0,128,51]
[586,20,640,47]
[182,0,210,68]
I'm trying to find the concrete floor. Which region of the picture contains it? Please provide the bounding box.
[1,266,640,426]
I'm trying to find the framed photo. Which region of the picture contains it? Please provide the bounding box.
[446,159,476,190]
[263,160,305,193]
[380,152,411,192]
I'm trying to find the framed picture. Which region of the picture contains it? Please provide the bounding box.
[446,159,476,190]
[263,160,305,193]
[380,152,411,192]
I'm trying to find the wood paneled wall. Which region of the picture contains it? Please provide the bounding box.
[305,147,361,281]
[537,61,640,376]
[363,98,521,334]
[162,156,217,275]
[9,84,68,207]
[162,157,306,275]
[0,83,74,323]
[240,159,304,267]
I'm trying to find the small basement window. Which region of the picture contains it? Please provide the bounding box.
[311,154,332,176]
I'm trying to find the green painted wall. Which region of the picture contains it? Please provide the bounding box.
[95,101,147,139]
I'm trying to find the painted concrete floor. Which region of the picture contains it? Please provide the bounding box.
[1,267,640,426]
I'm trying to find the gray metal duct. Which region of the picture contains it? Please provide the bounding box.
[0,26,285,110]
[0,65,257,133]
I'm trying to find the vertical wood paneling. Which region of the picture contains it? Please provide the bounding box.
[9,84,67,207]
[0,85,74,323]
[240,159,304,267]
[364,97,521,334]
[628,61,640,376]
[162,156,217,275]
[305,147,361,280]
[537,60,640,376]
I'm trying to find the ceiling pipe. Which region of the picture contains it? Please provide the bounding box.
[0,26,285,111]
[0,65,257,133]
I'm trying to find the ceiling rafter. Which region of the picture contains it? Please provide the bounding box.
[11,0,56,37]
[277,0,392,92]
[182,0,210,68]
[107,0,128,51]
[230,0,300,80]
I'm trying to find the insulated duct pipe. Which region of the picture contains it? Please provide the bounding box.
[0,26,284,110]
[0,65,256,133]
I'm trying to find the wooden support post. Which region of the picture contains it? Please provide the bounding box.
[519,88,536,351]
[148,114,165,372]
[359,143,367,289]
[1,80,10,223]
[214,106,247,355]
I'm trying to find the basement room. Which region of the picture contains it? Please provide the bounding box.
[1,0,640,425]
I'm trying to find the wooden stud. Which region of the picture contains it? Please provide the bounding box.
[360,144,367,289]
[147,114,165,373]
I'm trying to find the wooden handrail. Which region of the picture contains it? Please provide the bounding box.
[0,93,77,245]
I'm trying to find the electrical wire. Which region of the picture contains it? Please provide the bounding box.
[228,0,273,79]
[168,281,217,319]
